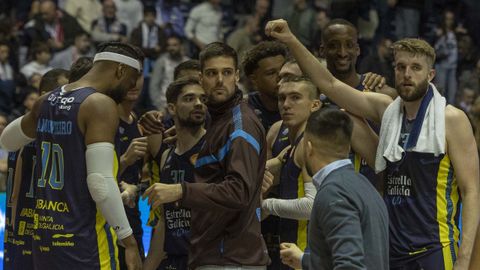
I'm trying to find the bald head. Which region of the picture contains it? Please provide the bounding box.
[40,0,57,24]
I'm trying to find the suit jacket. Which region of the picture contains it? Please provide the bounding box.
[303,164,389,270]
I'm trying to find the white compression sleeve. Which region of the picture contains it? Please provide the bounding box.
[0,116,35,151]
[86,142,133,240]
[262,181,316,220]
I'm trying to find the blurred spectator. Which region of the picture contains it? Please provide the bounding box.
[0,17,21,72]
[69,56,93,83]
[184,0,223,53]
[50,31,94,70]
[459,0,480,46]
[130,6,167,60]
[154,0,186,38]
[23,0,84,52]
[20,42,52,79]
[311,8,331,56]
[9,89,39,122]
[0,112,8,192]
[38,68,69,94]
[28,73,42,91]
[113,0,143,35]
[458,87,476,114]
[458,58,480,95]
[149,35,189,110]
[329,0,368,26]
[64,0,102,34]
[281,0,317,48]
[434,10,458,104]
[359,37,395,86]
[91,0,128,44]
[391,0,424,39]
[227,16,260,61]
[457,34,479,80]
[254,0,271,39]
[0,42,16,115]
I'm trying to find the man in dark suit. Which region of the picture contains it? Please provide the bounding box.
[279,108,389,270]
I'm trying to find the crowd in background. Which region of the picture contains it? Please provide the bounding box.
[0,0,480,190]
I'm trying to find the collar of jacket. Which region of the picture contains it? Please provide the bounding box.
[208,88,243,121]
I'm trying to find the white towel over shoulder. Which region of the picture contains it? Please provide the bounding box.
[375,83,446,173]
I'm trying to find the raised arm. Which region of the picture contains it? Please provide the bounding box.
[445,106,480,269]
[265,19,392,123]
[348,113,378,169]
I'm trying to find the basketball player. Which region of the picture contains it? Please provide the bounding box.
[242,41,288,131]
[115,74,148,269]
[0,42,144,270]
[261,75,321,270]
[144,78,207,270]
[144,42,269,269]
[266,19,480,270]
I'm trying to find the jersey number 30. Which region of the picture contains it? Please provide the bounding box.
[38,141,64,190]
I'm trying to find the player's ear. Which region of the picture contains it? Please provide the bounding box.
[167,103,176,116]
[115,63,126,79]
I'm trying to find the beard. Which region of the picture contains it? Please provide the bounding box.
[396,78,429,102]
[177,115,204,127]
[109,86,128,104]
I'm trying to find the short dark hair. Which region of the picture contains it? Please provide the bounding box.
[199,42,238,71]
[31,42,50,59]
[242,41,287,76]
[143,5,157,16]
[74,31,90,39]
[69,57,93,82]
[97,42,145,63]
[174,59,200,80]
[39,68,69,94]
[305,108,353,153]
[166,77,202,104]
[280,75,320,99]
[321,18,358,42]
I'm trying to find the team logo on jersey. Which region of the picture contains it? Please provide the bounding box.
[386,174,415,206]
[190,153,199,166]
[48,94,75,111]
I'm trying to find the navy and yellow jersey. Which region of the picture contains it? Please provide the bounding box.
[160,137,204,255]
[114,115,144,252]
[248,91,282,131]
[34,87,119,270]
[4,142,37,270]
[4,151,18,270]
[385,118,460,269]
[278,134,307,253]
[271,123,290,158]
[146,141,164,228]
